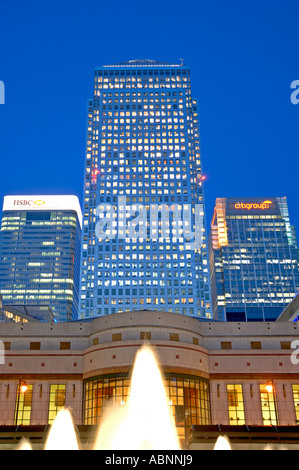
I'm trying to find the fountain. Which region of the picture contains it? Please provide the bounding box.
[44,408,80,450]
[213,435,232,450]
[94,345,180,450]
[16,345,233,451]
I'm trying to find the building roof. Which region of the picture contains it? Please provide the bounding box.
[0,296,56,323]
[2,195,83,228]
[102,59,184,68]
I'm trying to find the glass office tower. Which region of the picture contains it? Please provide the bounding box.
[209,197,299,321]
[79,59,212,319]
[0,196,82,322]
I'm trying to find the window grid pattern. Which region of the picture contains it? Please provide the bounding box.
[83,373,211,440]
[210,197,299,321]
[48,384,66,424]
[259,384,278,425]
[79,63,212,319]
[226,384,245,425]
[14,384,33,425]
[0,210,81,321]
[292,384,299,424]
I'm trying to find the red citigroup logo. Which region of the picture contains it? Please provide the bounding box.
[234,200,273,211]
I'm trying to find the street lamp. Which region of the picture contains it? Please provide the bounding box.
[263,380,278,425]
[20,381,28,394]
[265,381,274,394]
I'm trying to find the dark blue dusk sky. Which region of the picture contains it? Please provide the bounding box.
[0,0,298,233]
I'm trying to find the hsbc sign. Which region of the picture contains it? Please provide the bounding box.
[13,199,46,207]
[2,195,83,228]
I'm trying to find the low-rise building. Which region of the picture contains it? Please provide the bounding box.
[0,310,299,449]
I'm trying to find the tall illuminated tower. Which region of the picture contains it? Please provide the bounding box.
[79,60,212,319]
[0,195,82,321]
[209,197,299,321]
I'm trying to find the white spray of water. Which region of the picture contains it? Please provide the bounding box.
[17,438,32,450]
[44,408,79,450]
[213,435,232,450]
[94,345,181,450]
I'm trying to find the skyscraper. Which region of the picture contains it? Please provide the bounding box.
[79,60,212,319]
[0,195,82,322]
[209,197,299,321]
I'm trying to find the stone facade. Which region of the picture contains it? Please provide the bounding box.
[0,310,299,432]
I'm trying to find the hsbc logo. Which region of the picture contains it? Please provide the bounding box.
[13,199,46,207]
[34,200,46,206]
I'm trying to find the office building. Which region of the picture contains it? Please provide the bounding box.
[209,197,299,321]
[0,294,55,323]
[0,195,82,322]
[79,59,212,319]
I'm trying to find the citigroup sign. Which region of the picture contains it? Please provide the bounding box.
[234,200,273,211]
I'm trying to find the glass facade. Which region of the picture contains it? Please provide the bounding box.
[209,197,299,321]
[0,201,82,322]
[79,60,212,319]
[0,302,55,323]
[83,373,211,441]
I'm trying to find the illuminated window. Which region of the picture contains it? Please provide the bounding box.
[48,384,66,424]
[226,384,245,424]
[292,385,299,424]
[15,384,33,425]
[259,383,278,425]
